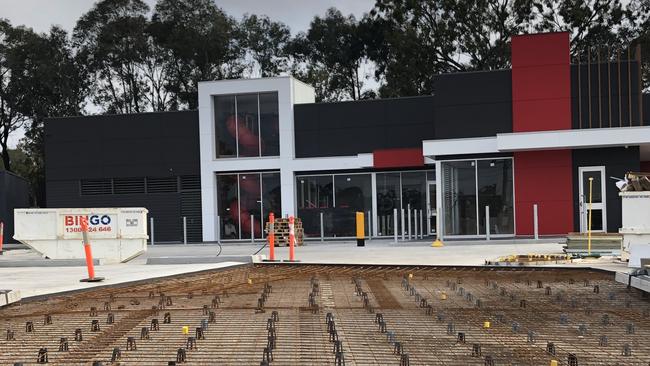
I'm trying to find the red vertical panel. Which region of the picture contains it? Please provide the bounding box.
[511,32,571,132]
[515,150,573,235]
[512,32,573,235]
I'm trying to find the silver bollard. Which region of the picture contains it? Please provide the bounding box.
[420,209,424,239]
[367,210,372,240]
[251,214,255,243]
[414,210,418,241]
[533,204,539,240]
[407,204,412,240]
[216,215,221,244]
[320,212,324,242]
[401,209,405,241]
[393,208,398,243]
[150,217,154,246]
[183,216,187,245]
[485,206,490,241]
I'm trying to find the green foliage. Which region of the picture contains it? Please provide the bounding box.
[239,14,292,77]
[150,0,244,109]
[290,8,371,102]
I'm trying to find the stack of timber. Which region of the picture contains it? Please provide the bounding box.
[564,232,622,254]
[266,218,304,246]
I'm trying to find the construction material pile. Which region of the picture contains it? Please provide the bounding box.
[617,172,650,191]
[265,217,304,246]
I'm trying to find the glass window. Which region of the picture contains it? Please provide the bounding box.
[262,172,282,229]
[297,175,334,237]
[236,94,260,157]
[214,96,237,158]
[334,174,372,237]
[216,174,239,239]
[402,171,427,237]
[214,93,280,158]
[239,173,262,239]
[376,173,401,236]
[442,161,478,236]
[477,159,514,235]
[260,92,280,156]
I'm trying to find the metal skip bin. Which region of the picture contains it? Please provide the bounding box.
[13,208,149,263]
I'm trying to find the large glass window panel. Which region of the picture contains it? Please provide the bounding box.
[402,171,427,237]
[214,96,237,158]
[477,159,514,235]
[442,161,477,236]
[262,172,282,233]
[235,94,260,157]
[297,175,334,237]
[259,92,280,156]
[239,173,262,239]
[216,174,239,239]
[376,173,401,236]
[334,174,371,237]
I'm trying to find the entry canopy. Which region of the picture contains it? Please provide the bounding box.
[422,126,650,158]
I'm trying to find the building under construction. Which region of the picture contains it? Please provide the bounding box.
[1,263,649,365]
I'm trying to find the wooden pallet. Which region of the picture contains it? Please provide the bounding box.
[266,218,304,246]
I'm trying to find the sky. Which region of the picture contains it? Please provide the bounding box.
[0,0,376,148]
[0,0,376,35]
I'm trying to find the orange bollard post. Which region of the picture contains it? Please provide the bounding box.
[288,215,296,262]
[267,213,276,261]
[0,221,4,255]
[79,217,104,283]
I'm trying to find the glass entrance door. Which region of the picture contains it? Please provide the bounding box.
[579,166,607,232]
[426,181,437,235]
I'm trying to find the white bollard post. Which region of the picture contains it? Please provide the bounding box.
[367,210,372,240]
[401,208,405,241]
[407,204,412,240]
[393,208,398,243]
[414,210,418,241]
[216,215,221,244]
[485,206,490,241]
[150,217,154,246]
[251,214,255,243]
[183,216,187,245]
[420,209,424,239]
[533,204,539,240]
[320,212,324,242]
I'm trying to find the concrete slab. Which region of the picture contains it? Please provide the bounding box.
[0,258,101,267]
[1,239,633,302]
[0,262,246,300]
[146,255,257,265]
[0,290,20,307]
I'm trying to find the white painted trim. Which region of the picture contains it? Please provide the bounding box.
[498,126,650,151]
[423,126,650,157]
[423,136,498,156]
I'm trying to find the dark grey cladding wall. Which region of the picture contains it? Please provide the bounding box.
[572,146,640,233]
[294,96,436,158]
[432,69,513,139]
[571,61,644,129]
[0,171,31,243]
[294,70,513,158]
[45,111,200,180]
[45,111,202,242]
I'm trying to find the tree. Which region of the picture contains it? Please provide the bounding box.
[366,0,535,97]
[150,0,244,109]
[239,14,292,77]
[290,8,370,102]
[366,0,649,98]
[5,25,87,204]
[73,0,151,114]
